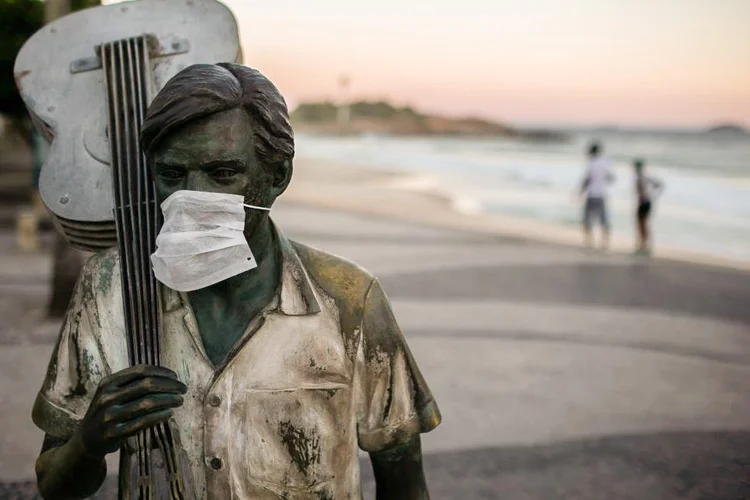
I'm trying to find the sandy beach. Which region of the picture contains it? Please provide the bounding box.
[286,155,750,273]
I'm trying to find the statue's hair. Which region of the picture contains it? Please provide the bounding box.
[140,63,294,167]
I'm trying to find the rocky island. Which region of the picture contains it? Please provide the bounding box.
[291,100,567,142]
[705,124,748,136]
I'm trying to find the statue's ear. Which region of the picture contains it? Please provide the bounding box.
[270,159,293,198]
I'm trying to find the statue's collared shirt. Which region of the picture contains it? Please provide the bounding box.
[32,227,441,499]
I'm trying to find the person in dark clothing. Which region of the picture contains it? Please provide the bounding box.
[633,159,664,255]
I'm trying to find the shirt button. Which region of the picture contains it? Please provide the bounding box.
[210,457,223,470]
[208,394,221,407]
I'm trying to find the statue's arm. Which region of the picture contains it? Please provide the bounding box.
[369,436,430,500]
[36,433,108,500]
[359,278,440,499]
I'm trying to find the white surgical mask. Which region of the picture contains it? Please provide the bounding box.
[150,190,270,292]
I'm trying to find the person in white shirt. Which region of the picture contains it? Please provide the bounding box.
[579,141,615,249]
[633,158,664,255]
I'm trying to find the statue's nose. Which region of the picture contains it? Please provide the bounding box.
[185,171,201,191]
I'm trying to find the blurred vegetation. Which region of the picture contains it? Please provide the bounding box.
[292,99,567,140]
[1,0,100,136]
[351,101,421,119]
[70,0,101,9]
[293,100,424,123]
[291,101,337,122]
[0,0,44,120]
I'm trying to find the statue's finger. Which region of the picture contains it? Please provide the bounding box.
[105,394,183,424]
[105,376,187,405]
[102,365,179,388]
[112,409,174,439]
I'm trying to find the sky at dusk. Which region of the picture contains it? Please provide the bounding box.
[219,0,749,128]
[97,0,749,127]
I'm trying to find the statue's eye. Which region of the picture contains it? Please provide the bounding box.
[159,169,184,181]
[212,168,237,180]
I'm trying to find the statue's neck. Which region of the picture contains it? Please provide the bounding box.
[187,214,280,365]
[244,215,276,268]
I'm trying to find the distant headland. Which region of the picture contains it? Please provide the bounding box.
[291,100,568,142]
[705,124,748,136]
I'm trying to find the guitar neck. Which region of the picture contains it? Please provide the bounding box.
[101,36,161,367]
[101,36,191,500]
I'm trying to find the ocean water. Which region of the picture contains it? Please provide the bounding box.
[295,131,750,263]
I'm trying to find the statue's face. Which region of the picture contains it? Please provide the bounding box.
[149,108,277,236]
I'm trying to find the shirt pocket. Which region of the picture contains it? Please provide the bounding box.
[232,383,355,497]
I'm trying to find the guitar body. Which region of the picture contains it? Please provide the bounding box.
[14,0,241,250]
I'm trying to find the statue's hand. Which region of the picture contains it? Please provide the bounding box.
[73,365,187,458]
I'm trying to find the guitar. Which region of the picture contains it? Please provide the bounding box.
[15,1,241,498]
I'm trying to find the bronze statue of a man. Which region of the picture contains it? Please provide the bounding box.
[31,63,441,499]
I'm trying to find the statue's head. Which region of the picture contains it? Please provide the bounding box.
[141,63,294,234]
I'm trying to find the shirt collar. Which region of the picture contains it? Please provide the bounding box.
[275,225,321,316]
[161,221,320,316]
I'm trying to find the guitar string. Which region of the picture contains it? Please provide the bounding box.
[131,36,182,499]
[121,37,155,499]
[104,41,147,499]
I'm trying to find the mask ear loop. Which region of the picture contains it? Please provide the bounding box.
[242,203,271,212]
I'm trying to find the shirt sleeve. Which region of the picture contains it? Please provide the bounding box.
[355,278,441,453]
[32,259,108,441]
